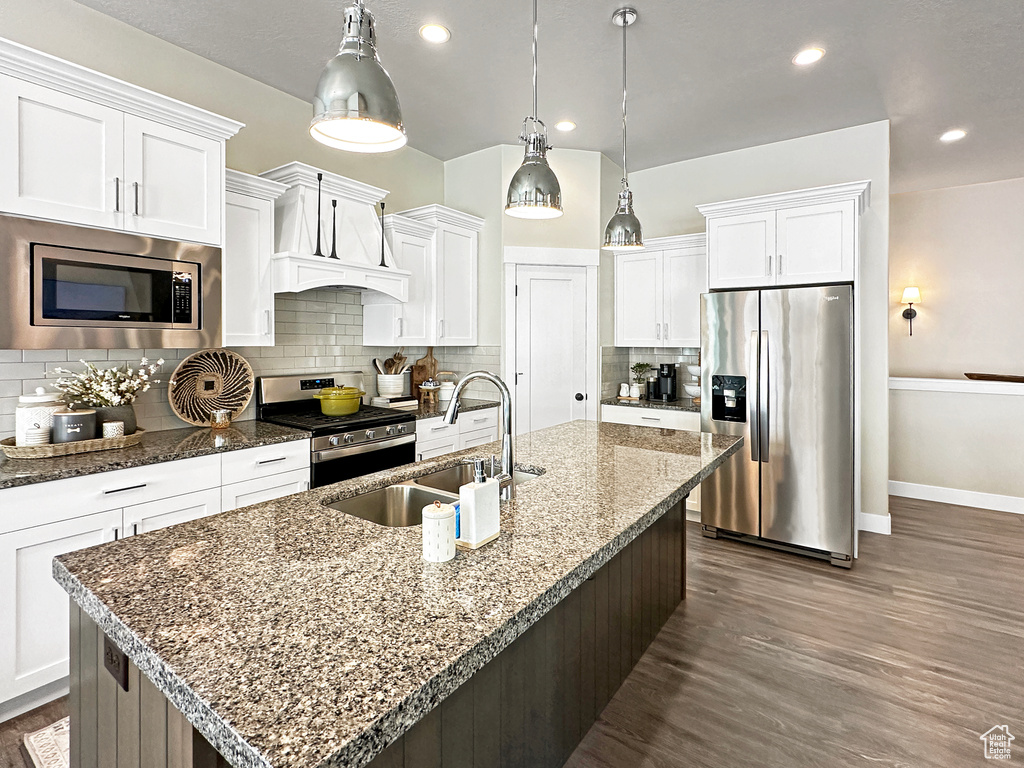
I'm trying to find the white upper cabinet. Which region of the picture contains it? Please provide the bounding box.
[614,234,707,349]
[699,181,870,290]
[223,170,288,347]
[362,205,484,347]
[0,39,242,245]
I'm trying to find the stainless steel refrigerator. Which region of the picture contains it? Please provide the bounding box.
[699,285,854,567]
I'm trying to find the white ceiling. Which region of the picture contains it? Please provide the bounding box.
[73,0,1024,193]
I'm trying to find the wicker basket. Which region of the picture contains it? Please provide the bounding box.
[0,429,145,459]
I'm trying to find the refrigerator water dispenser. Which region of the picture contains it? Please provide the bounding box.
[711,375,746,422]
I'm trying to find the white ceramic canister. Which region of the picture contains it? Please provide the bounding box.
[438,381,456,405]
[422,501,456,562]
[15,388,64,446]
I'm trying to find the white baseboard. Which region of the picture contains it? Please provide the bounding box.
[889,480,1024,515]
[0,677,68,723]
[857,512,891,535]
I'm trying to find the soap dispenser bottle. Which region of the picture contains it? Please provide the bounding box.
[457,459,501,549]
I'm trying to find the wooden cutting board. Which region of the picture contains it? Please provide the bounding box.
[965,372,1024,383]
[411,347,438,398]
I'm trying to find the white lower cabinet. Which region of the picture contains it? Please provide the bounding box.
[601,405,702,513]
[0,437,310,721]
[415,410,500,462]
[416,436,461,462]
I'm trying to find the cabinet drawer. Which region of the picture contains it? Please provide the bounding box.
[221,440,309,486]
[0,455,220,534]
[416,435,460,461]
[460,408,499,433]
[416,417,459,441]
[222,469,309,512]
[459,427,499,451]
[123,487,222,536]
[601,405,700,432]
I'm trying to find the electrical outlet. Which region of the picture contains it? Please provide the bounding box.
[103,636,129,692]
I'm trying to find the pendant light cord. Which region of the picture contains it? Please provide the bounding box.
[532,0,539,121]
[621,16,628,186]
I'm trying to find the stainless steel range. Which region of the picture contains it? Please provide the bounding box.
[256,372,417,489]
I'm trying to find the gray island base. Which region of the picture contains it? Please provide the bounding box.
[56,421,741,768]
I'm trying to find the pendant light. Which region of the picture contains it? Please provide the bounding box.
[602,7,642,250]
[310,0,407,153]
[505,0,563,219]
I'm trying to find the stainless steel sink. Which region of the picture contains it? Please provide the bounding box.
[412,463,543,496]
[326,484,459,527]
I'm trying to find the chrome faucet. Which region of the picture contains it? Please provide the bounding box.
[442,371,515,500]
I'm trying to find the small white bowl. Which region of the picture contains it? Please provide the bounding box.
[683,383,701,398]
[686,364,701,378]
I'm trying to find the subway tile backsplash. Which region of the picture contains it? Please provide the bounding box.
[601,346,701,398]
[0,289,501,438]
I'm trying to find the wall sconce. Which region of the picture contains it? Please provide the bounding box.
[901,287,921,336]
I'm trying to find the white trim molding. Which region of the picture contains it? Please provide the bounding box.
[890,481,1024,516]
[889,376,1024,397]
[400,204,485,232]
[697,180,871,218]
[0,37,243,140]
[858,512,891,535]
[503,246,600,267]
[225,169,288,201]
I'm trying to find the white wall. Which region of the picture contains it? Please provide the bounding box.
[629,121,891,526]
[0,0,444,212]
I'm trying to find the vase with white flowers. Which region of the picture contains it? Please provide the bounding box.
[49,358,163,436]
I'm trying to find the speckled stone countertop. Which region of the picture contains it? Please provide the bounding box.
[413,398,498,420]
[0,421,309,490]
[601,396,701,413]
[55,421,741,768]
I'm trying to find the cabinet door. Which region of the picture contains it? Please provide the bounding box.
[776,201,856,285]
[416,436,460,461]
[459,426,499,451]
[0,75,125,230]
[223,191,275,346]
[436,226,478,346]
[0,509,120,701]
[662,246,707,348]
[614,250,662,347]
[123,115,222,245]
[221,469,309,512]
[707,211,776,289]
[123,487,222,535]
[392,230,434,346]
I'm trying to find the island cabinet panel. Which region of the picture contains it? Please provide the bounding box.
[68,500,684,768]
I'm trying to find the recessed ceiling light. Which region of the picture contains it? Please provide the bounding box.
[554,120,576,132]
[940,129,967,143]
[419,24,450,43]
[792,47,825,66]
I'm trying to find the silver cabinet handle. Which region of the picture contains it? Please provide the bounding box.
[765,254,770,277]
[778,254,783,274]
[656,323,661,340]
[397,317,404,338]
[663,322,669,340]
[114,177,121,212]
[257,456,286,466]
[264,309,272,335]
[471,416,488,423]
[438,319,445,339]
[104,483,147,495]
[749,330,759,462]
[430,424,450,432]
[133,181,140,215]
[641,415,661,422]
[759,330,770,463]
[767,253,772,276]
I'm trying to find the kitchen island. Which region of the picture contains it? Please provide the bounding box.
[54,420,741,768]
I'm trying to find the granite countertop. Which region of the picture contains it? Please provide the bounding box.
[412,397,498,420]
[601,396,701,413]
[0,421,310,490]
[55,421,741,768]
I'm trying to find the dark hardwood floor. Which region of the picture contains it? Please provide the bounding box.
[2,497,1021,768]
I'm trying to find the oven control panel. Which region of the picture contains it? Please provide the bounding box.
[313,422,412,453]
[301,377,335,391]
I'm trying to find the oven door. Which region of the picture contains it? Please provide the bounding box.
[32,244,200,329]
[311,434,417,488]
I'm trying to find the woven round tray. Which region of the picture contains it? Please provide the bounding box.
[0,429,145,459]
[168,349,254,426]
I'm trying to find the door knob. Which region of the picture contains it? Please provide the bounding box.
[575,393,584,401]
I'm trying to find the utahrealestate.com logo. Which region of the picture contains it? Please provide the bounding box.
[981,726,1014,760]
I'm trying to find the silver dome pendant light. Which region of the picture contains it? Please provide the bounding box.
[310,0,407,153]
[603,7,642,249]
[505,0,563,219]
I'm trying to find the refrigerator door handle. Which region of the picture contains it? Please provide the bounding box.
[749,330,759,462]
[759,330,770,462]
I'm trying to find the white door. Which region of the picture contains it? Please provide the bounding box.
[123,488,222,535]
[776,201,856,285]
[0,75,125,230]
[614,250,662,346]
[123,115,222,245]
[0,509,120,701]
[707,211,776,289]
[223,191,275,346]
[393,230,434,346]
[436,227,478,346]
[514,265,588,435]
[662,246,707,348]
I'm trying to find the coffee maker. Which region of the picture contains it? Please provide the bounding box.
[656,363,678,402]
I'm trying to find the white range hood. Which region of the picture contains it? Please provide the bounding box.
[259,162,409,301]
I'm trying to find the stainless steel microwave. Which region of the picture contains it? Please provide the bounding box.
[0,214,221,349]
